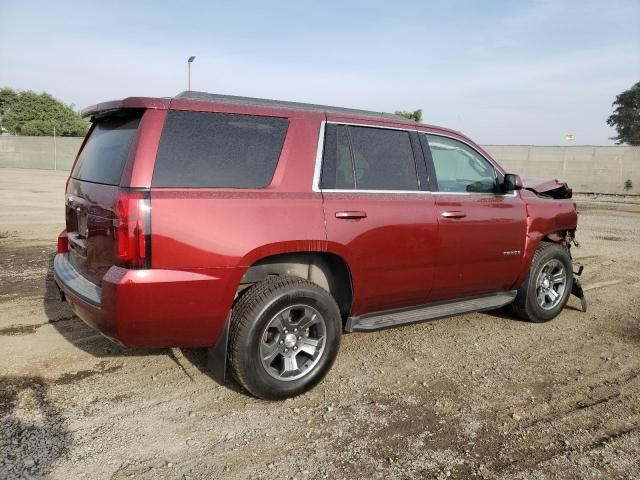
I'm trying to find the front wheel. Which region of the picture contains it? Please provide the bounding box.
[510,242,573,322]
[228,276,342,400]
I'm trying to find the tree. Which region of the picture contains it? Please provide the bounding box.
[606,81,640,145]
[0,87,89,136]
[395,109,422,122]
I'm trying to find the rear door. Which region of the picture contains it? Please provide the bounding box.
[320,120,438,315]
[65,111,144,285]
[419,133,526,301]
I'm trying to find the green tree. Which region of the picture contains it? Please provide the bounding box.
[0,87,89,136]
[394,109,422,122]
[606,81,640,145]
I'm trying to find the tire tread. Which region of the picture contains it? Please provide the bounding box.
[510,242,571,322]
[227,275,339,398]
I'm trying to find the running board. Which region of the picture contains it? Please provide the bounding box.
[345,291,517,333]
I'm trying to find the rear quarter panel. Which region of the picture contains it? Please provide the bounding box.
[150,190,326,269]
[145,112,326,344]
[149,113,326,270]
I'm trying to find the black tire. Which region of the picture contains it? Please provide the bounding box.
[510,242,573,323]
[228,275,342,400]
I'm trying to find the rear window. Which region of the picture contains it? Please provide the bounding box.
[72,114,142,185]
[152,111,288,188]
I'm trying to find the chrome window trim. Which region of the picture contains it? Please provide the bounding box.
[313,120,517,197]
[311,121,325,193]
[431,190,517,197]
[318,189,430,195]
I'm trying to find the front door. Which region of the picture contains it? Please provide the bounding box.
[420,133,526,301]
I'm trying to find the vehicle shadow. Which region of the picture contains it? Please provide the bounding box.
[484,300,584,322]
[483,306,523,322]
[43,252,244,394]
[179,348,246,395]
[43,253,165,359]
[0,375,71,478]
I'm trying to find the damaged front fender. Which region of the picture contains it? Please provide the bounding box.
[515,181,586,312]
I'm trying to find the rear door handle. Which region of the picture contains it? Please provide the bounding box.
[335,211,367,220]
[441,211,467,219]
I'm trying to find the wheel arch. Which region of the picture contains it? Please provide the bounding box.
[238,251,354,318]
[513,227,575,291]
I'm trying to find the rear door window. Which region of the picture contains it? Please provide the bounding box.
[152,111,288,188]
[349,126,418,191]
[320,124,355,189]
[320,124,419,191]
[72,114,142,185]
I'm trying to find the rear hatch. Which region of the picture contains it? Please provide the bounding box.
[66,111,149,285]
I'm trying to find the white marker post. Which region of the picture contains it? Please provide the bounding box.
[53,126,57,171]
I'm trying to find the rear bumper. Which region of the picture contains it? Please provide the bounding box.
[54,253,102,306]
[53,253,237,348]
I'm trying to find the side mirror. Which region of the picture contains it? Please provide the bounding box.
[502,173,523,192]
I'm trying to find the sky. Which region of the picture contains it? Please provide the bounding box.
[0,0,639,145]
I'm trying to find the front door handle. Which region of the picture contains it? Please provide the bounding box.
[441,210,467,219]
[335,211,367,220]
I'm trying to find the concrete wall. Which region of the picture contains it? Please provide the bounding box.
[483,145,640,195]
[0,136,82,171]
[0,136,638,194]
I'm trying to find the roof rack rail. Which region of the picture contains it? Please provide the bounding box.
[174,91,408,121]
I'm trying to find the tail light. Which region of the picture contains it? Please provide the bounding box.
[57,229,69,253]
[114,192,150,268]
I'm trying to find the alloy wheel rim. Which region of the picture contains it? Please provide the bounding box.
[259,304,327,381]
[535,259,567,310]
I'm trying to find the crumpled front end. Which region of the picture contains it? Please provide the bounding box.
[522,178,573,199]
[518,180,587,312]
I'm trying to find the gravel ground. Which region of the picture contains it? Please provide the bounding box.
[0,168,639,480]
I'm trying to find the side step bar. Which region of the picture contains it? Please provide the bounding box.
[345,291,517,333]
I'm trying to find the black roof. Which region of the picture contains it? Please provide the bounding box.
[175,91,409,122]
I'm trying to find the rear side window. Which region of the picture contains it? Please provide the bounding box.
[321,124,418,191]
[321,124,355,189]
[72,114,142,185]
[152,111,288,188]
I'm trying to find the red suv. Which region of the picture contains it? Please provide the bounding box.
[54,91,585,399]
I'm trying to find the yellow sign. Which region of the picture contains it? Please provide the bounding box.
[565,134,575,141]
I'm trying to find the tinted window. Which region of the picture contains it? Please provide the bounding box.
[321,125,418,191]
[425,134,497,193]
[320,124,355,189]
[72,114,142,185]
[348,126,418,190]
[153,111,288,188]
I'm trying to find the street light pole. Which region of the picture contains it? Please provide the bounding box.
[187,56,196,90]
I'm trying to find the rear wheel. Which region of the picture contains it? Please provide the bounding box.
[511,242,573,322]
[228,276,341,400]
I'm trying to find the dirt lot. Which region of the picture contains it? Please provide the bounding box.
[1,167,639,480]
